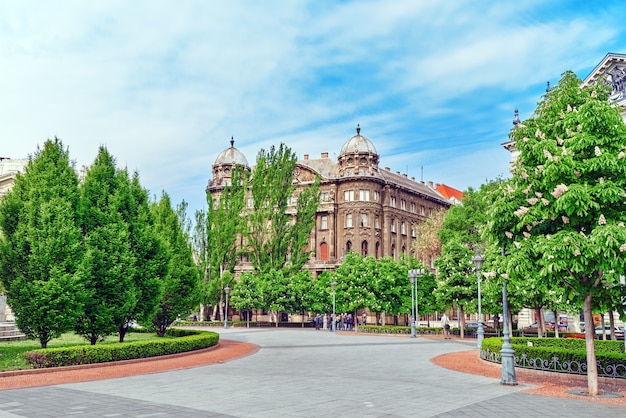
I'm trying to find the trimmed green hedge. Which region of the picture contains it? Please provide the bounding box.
[482,336,626,378]
[358,325,442,335]
[23,329,219,369]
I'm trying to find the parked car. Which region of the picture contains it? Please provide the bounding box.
[594,325,624,340]
[465,321,487,329]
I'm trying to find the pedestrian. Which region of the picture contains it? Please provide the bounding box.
[442,313,451,339]
[315,314,321,330]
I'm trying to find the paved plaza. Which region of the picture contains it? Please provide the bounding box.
[0,328,624,417]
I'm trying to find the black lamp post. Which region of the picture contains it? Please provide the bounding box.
[408,270,418,337]
[471,250,485,349]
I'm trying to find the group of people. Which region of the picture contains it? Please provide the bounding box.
[314,313,367,331]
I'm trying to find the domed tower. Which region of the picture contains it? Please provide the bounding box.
[337,124,380,177]
[208,137,250,190]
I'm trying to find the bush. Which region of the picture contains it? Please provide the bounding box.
[481,336,626,378]
[23,329,219,368]
[358,325,442,335]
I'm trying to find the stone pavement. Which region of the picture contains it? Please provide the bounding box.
[0,328,624,417]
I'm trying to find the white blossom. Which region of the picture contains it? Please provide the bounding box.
[541,198,550,206]
[562,216,570,224]
[527,198,538,205]
[535,191,543,198]
[620,243,626,252]
[567,104,572,112]
[543,149,552,159]
[514,241,521,249]
[523,231,531,238]
[551,184,568,199]
[505,231,513,239]
[574,249,581,256]
[598,214,607,225]
[595,146,602,157]
[619,151,625,159]
[514,206,529,217]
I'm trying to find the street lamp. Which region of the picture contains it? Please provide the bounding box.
[408,270,417,338]
[500,247,517,385]
[471,250,485,349]
[331,280,337,332]
[224,285,230,329]
[408,269,424,338]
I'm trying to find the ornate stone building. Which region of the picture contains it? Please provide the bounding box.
[209,126,454,277]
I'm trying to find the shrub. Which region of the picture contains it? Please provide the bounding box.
[23,329,219,368]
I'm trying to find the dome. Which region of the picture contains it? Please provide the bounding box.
[214,138,249,167]
[339,125,378,156]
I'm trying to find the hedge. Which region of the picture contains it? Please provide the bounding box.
[23,329,219,369]
[482,336,626,378]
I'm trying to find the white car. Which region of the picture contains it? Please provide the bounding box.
[594,326,624,340]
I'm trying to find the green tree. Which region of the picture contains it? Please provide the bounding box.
[150,194,201,336]
[0,138,85,348]
[490,71,626,395]
[246,143,320,275]
[332,252,374,321]
[75,147,135,345]
[229,272,261,326]
[198,164,247,321]
[115,171,167,342]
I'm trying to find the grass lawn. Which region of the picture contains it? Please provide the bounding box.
[0,332,173,372]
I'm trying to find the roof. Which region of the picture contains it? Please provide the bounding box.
[436,183,463,201]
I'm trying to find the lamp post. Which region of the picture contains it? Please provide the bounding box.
[408,270,417,338]
[331,280,337,332]
[500,247,517,385]
[471,250,485,349]
[224,285,230,329]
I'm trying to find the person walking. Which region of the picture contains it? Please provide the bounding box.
[442,313,451,339]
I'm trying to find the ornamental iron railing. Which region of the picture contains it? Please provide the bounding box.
[481,349,626,380]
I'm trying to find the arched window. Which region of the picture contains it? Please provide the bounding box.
[391,243,396,259]
[361,240,368,257]
[320,242,328,260]
[346,241,352,253]
[375,242,380,259]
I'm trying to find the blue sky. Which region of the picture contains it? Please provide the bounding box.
[2,1,626,215]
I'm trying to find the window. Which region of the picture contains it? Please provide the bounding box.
[247,198,254,209]
[410,202,416,213]
[360,213,368,227]
[321,215,328,230]
[420,205,425,215]
[373,191,380,201]
[390,196,396,207]
[391,219,396,233]
[375,216,380,229]
[320,192,329,203]
[346,213,353,228]
[411,227,416,238]
[375,242,380,259]
[344,190,355,202]
[401,199,406,210]
[401,221,406,235]
[359,189,370,201]
[361,240,368,257]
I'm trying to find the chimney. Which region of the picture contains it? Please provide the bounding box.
[321,152,329,158]
[428,181,434,188]
[304,154,309,160]
[403,173,408,178]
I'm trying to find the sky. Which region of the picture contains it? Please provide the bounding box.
[2,0,626,215]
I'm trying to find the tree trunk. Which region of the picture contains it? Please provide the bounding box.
[460,306,465,339]
[535,307,543,338]
[553,309,559,339]
[609,311,615,340]
[600,313,606,340]
[583,293,599,396]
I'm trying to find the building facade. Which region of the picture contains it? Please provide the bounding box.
[208,126,454,278]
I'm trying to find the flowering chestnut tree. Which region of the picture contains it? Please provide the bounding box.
[490,71,626,395]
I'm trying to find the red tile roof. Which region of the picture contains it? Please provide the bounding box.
[436,184,464,201]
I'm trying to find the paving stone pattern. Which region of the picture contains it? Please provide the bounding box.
[0,328,624,417]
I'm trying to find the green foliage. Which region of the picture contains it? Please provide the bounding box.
[23,330,219,368]
[75,147,136,345]
[150,194,201,336]
[246,143,320,275]
[489,71,626,392]
[0,138,85,348]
